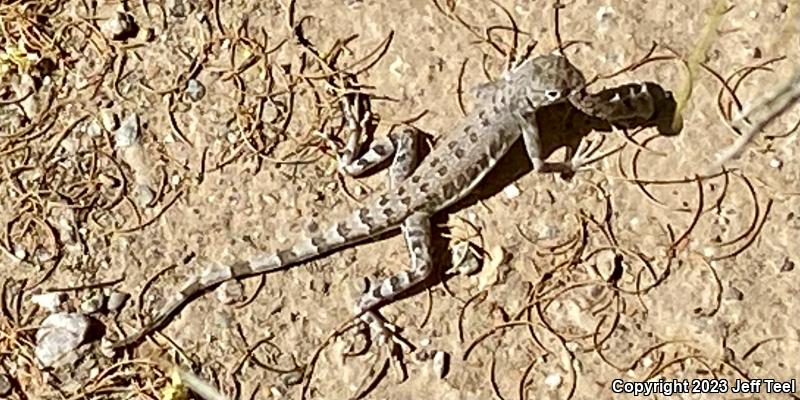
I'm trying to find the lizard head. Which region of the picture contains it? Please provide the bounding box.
[511,53,587,109]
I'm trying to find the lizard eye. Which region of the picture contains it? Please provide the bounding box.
[545,90,561,100]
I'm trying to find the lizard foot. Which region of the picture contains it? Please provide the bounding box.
[560,136,604,180]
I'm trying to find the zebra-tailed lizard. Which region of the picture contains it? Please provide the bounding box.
[110,53,657,350]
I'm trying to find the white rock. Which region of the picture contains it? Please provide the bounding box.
[30,292,66,312]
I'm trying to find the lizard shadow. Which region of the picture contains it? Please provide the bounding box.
[370,81,678,338]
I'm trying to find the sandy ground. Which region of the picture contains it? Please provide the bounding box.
[0,0,798,399]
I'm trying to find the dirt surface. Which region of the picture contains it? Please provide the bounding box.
[1,0,798,399]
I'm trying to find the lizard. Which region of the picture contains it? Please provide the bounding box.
[109,53,659,350]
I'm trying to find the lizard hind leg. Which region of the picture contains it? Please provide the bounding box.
[353,126,427,345]
[356,211,433,343]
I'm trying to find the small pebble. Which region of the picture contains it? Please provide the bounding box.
[106,291,129,311]
[724,286,744,301]
[281,370,303,386]
[135,184,155,207]
[12,245,26,261]
[769,158,783,169]
[99,337,116,358]
[226,131,238,144]
[595,5,618,33]
[170,173,182,186]
[16,74,38,118]
[100,109,119,131]
[216,280,245,305]
[0,373,11,397]
[35,312,90,367]
[86,120,103,137]
[502,183,521,199]
[101,12,138,40]
[536,223,558,240]
[270,386,285,398]
[641,356,653,368]
[779,257,795,272]
[115,113,140,148]
[544,372,562,388]
[433,351,449,378]
[80,290,105,314]
[138,27,156,42]
[31,292,66,312]
[565,341,579,352]
[185,79,206,102]
[35,248,54,263]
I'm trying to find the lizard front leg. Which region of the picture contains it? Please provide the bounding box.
[518,112,595,176]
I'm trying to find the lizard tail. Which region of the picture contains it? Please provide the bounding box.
[111,204,404,349]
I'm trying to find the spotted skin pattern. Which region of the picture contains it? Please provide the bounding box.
[110,54,658,349]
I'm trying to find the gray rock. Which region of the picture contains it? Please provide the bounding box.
[106,291,129,312]
[35,312,90,367]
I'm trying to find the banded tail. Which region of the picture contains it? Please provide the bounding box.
[111,201,410,349]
